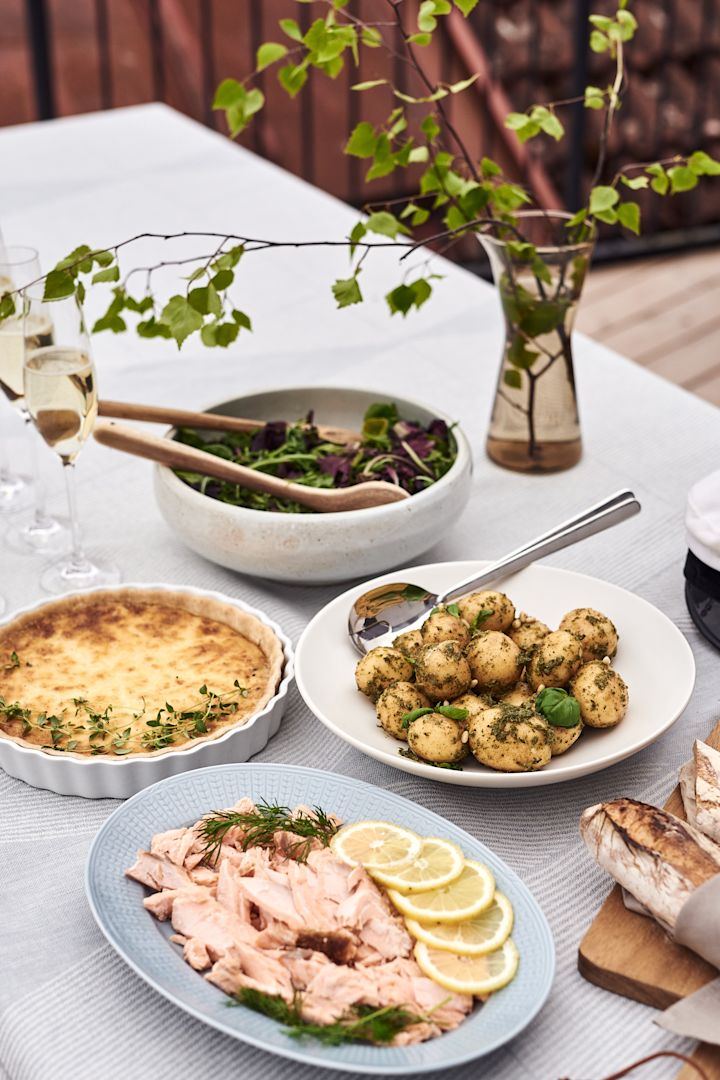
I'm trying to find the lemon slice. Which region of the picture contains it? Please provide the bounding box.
[369,837,465,893]
[330,820,422,870]
[406,892,514,955]
[387,859,495,923]
[414,938,519,995]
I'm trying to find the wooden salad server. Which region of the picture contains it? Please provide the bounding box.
[98,399,361,446]
[93,420,409,513]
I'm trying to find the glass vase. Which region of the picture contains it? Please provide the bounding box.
[479,211,595,474]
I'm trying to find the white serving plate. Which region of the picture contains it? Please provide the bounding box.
[295,560,696,788]
[86,763,554,1074]
[0,583,293,799]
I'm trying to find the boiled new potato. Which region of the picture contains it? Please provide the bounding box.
[415,641,472,700]
[571,661,628,728]
[465,631,522,691]
[421,609,471,649]
[528,630,583,690]
[548,719,584,755]
[499,682,535,707]
[355,647,414,702]
[509,617,550,654]
[468,703,551,772]
[392,629,424,660]
[559,607,618,662]
[450,691,494,726]
[456,590,515,633]
[407,713,469,764]
[376,682,430,741]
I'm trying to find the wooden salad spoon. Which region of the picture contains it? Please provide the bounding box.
[98,399,361,446]
[93,420,409,513]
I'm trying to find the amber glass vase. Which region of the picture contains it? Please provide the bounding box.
[479,211,595,474]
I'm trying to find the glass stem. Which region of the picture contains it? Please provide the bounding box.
[25,416,50,525]
[63,463,89,571]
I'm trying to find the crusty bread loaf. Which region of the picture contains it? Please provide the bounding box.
[602,799,720,887]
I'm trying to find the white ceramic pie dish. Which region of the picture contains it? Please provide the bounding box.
[0,583,294,799]
[153,386,473,584]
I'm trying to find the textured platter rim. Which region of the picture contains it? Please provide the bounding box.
[294,560,696,789]
[85,762,555,1075]
[0,582,294,768]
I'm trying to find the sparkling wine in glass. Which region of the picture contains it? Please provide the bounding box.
[0,246,69,552]
[0,247,38,515]
[23,295,120,593]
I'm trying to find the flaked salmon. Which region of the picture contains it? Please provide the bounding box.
[127,799,474,1045]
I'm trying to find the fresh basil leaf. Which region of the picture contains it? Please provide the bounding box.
[446,603,460,617]
[401,707,433,728]
[535,687,581,727]
[470,609,494,631]
[435,705,468,720]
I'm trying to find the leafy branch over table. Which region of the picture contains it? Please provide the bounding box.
[1,0,719,355]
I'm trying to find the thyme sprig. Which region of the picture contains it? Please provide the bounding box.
[233,988,422,1045]
[197,800,339,864]
[0,681,248,755]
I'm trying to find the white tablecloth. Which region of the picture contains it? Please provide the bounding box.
[1,104,718,1080]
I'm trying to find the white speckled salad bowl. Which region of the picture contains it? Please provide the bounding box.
[153,386,473,584]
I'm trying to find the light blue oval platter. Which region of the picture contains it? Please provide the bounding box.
[85,763,555,1074]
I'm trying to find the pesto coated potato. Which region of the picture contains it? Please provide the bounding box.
[465,631,522,691]
[375,681,430,741]
[407,713,469,764]
[571,661,628,728]
[421,609,471,649]
[450,691,494,727]
[499,682,535,707]
[467,703,551,772]
[355,647,414,702]
[415,641,472,701]
[528,630,583,691]
[548,719,584,755]
[559,608,618,662]
[509,617,550,655]
[392,629,424,661]
[456,590,515,634]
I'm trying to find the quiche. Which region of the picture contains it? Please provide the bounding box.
[0,589,284,758]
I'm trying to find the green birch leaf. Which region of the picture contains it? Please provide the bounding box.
[213,78,244,109]
[620,175,648,189]
[278,63,308,97]
[407,33,432,46]
[332,276,363,308]
[589,185,619,213]
[91,265,120,284]
[43,268,76,300]
[256,42,288,71]
[668,166,698,193]
[188,284,222,317]
[688,150,720,176]
[232,309,252,330]
[0,293,16,320]
[135,317,172,339]
[584,85,605,109]
[504,369,522,389]
[351,79,387,91]
[345,121,376,157]
[617,201,641,234]
[279,18,303,42]
[211,269,234,290]
[589,29,609,52]
[160,295,203,347]
[421,114,441,141]
[454,0,479,13]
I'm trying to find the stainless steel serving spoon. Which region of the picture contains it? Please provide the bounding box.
[348,489,641,654]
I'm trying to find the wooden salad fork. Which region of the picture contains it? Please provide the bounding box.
[97,399,361,446]
[93,420,409,513]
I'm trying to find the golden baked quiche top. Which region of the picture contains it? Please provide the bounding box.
[0,589,284,757]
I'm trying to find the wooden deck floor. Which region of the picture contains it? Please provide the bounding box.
[575,247,720,407]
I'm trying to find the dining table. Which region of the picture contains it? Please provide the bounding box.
[1,102,718,1080]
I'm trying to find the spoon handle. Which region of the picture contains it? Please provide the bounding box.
[441,489,641,602]
[98,400,360,445]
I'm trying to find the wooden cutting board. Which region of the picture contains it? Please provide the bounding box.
[578,721,720,1078]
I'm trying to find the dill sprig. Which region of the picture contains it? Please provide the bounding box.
[232,988,421,1045]
[197,800,339,864]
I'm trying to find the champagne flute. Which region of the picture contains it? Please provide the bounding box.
[0,246,69,551]
[0,247,38,514]
[23,294,121,594]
